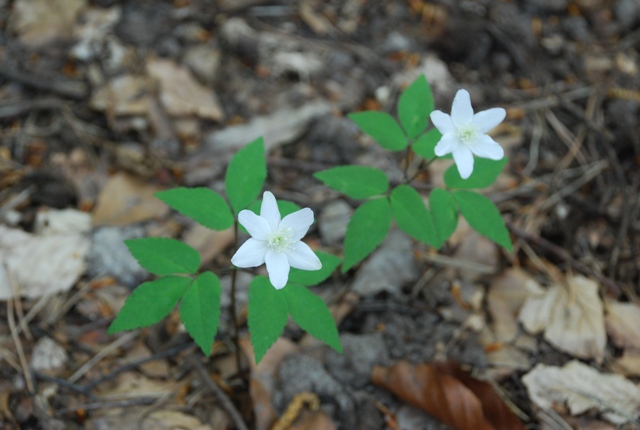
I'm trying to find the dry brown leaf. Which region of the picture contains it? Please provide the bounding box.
[239,337,299,430]
[518,275,605,362]
[146,58,224,122]
[8,0,85,48]
[488,268,537,342]
[183,224,234,267]
[120,343,169,378]
[92,172,169,226]
[605,301,640,349]
[90,75,151,116]
[141,410,213,430]
[610,350,640,377]
[371,361,526,430]
[522,360,640,425]
[0,214,90,299]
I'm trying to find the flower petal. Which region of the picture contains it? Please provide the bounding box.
[280,208,314,241]
[468,134,504,160]
[452,146,475,179]
[451,89,474,128]
[231,238,268,268]
[260,191,281,231]
[265,249,290,289]
[472,108,506,133]
[286,241,322,271]
[430,110,456,135]
[238,210,271,240]
[434,132,461,157]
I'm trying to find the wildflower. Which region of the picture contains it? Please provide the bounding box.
[231,191,321,289]
[430,89,505,179]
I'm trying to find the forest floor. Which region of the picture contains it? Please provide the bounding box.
[1,0,640,429]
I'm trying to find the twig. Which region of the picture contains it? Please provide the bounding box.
[507,222,620,297]
[84,341,196,390]
[68,332,138,384]
[34,372,99,401]
[0,63,87,100]
[192,358,249,430]
[8,297,35,394]
[54,397,159,416]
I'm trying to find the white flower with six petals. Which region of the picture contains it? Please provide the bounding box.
[430,89,506,179]
[231,191,321,289]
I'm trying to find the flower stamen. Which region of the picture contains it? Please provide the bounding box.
[267,227,294,253]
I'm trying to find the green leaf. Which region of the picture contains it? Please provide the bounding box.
[390,185,439,247]
[453,191,512,252]
[288,251,341,286]
[180,272,222,355]
[412,129,442,160]
[283,284,342,353]
[108,276,191,334]
[155,187,234,231]
[248,276,288,363]
[225,137,267,214]
[444,158,508,189]
[314,166,389,199]
[342,197,392,272]
[429,188,458,248]
[348,111,408,151]
[125,238,200,275]
[398,75,433,139]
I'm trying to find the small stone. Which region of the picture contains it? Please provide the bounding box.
[183,45,221,84]
[319,200,352,246]
[31,337,68,375]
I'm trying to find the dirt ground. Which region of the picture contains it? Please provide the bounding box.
[1,0,640,429]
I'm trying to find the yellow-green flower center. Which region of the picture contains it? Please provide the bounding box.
[267,227,294,253]
[457,124,479,145]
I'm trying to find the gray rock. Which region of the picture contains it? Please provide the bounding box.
[277,353,356,429]
[319,200,352,246]
[86,226,146,287]
[352,230,418,296]
[325,333,390,388]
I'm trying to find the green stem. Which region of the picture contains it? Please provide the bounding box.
[230,221,242,377]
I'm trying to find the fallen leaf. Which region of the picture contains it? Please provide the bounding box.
[146,58,224,122]
[605,301,640,350]
[371,360,526,430]
[289,410,337,430]
[488,268,537,342]
[8,0,86,48]
[610,350,640,377]
[98,371,179,399]
[518,275,605,362]
[522,360,640,425]
[0,212,90,299]
[141,410,213,430]
[183,224,234,267]
[120,343,169,378]
[90,75,151,116]
[92,172,169,226]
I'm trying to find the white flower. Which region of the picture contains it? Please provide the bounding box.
[430,89,506,179]
[231,191,322,289]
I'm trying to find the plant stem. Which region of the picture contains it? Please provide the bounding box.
[230,221,243,377]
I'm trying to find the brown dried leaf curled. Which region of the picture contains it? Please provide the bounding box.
[372,361,525,430]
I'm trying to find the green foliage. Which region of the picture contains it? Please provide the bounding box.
[390,185,439,247]
[225,137,267,214]
[453,191,512,252]
[180,272,222,355]
[288,251,342,286]
[248,276,342,363]
[248,276,289,363]
[125,238,200,275]
[348,111,408,151]
[314,166,389,199]
[444,158,508,189]
[282,284,342,354]
[108,276,191,334]
[155,187,234,231]
[429,188,459,248]
[398,75,433,139]
[342,197,392,272]
[412,128,442,160]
